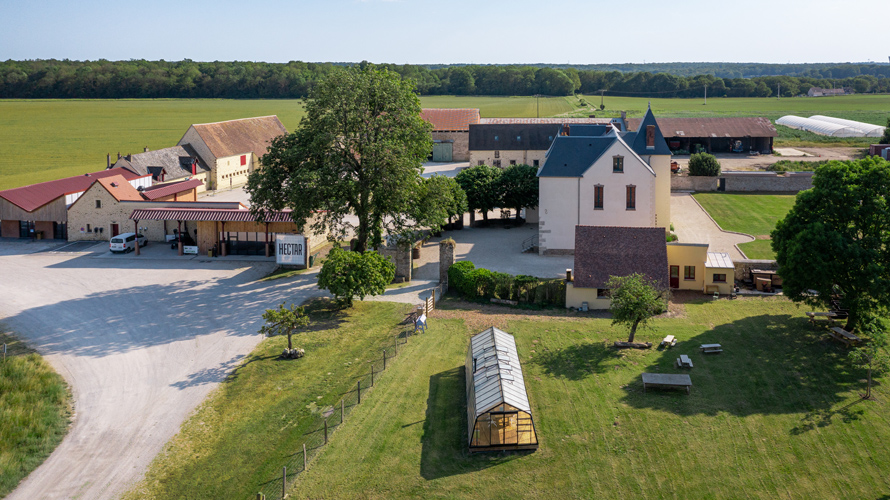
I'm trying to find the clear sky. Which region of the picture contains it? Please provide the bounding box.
[1,0,886,65]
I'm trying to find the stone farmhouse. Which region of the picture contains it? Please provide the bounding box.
[536,107,671,255]
[420,108,480,161]
[177,116,287,191]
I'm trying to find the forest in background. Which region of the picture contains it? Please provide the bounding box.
[2,60,890,100]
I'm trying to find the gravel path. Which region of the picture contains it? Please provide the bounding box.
[1,241,324,500]
[670,192,753,260]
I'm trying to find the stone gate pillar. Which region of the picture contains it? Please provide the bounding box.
[439,238,455,292]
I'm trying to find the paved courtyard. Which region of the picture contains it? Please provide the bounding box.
[1,240,325,500]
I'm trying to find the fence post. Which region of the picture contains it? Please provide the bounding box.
[432,288,436,308]
[383,349,387,370]
[282,467,286,499]
[303,443,307,471]
[395,335,398,354]
[341,399,344,424]
[358,380,361,404]
[257,493,265,500]
[324,418,328,444]
[371,365,374,387]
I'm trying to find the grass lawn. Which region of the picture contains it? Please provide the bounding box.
[122,298,412,500]
[291,297,890,499]
[692,192,798,260]
[0,329,72,498]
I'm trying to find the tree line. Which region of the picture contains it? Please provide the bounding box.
[1,59,889,99]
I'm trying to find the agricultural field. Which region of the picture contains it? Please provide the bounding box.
[0,329,72,497]
[290,298,889,499]
[692,192,798,260]
[1,94,886,190]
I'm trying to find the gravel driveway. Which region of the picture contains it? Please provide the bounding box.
[1,241,324,499]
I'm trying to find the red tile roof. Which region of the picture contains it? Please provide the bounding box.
[140,179,204,201]
[96,175,145,202]
[420,108,481,131]
[480,117,611,124]
[0,168,149,212]
[573,226,669,290]
[130,208,295,223]
[188,116,287,159]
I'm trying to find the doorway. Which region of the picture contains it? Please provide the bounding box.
[111,224,120,237]
[670,266,680,288]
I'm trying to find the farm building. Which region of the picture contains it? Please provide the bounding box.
[420,108,481,161]
[67,176,205,242]
[0,168,150,239]
[177,116,287,191]
[537,108,671,254]
[109,145,211,192]
[627,117,777,154]
[466,327,538,452]
[776,116,863,137]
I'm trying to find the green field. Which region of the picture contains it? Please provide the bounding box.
[693,193,798,260]
[1,94,886,191]
[291,298,890,499]
[0,329,72,497]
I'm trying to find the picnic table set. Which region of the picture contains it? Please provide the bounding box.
[642,337,724,394]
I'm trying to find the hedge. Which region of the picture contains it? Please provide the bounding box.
[447,261,565,307]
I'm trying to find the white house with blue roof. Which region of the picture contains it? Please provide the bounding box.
[536,107,672,254]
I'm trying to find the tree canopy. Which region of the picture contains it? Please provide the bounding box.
[247,64,433,253]
[687,152,721,176]
[259,303,310,352]
[499,164,539,220]
[455,165,503,222]
[772,158,890,331]
[606,273,668,343]
[317,247,395,307]
[881,118,890,145]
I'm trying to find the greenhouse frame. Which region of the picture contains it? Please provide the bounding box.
[809,115,887,138]
[466,327,538,452]
[776,115,864,137]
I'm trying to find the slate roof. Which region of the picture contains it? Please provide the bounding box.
[467,327,532,418]
[536,136,617,177]
[112,145,209,180]
[0,168,148,212]
[186,116,287,159]
[130,208,294,223]
[620,108,672,156]
[140,178,204,201]
[420,108,481,131]
[573,226,669,290]
[627,116,778,139]
[480,117,611,124]
[469,123,563,151]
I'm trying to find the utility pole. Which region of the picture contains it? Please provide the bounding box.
[777,83,780,99]
[704,85,707,105]
[536,94,539,118]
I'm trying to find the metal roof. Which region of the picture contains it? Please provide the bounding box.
[140,179,204,200]
[129,208,294,223]
[184,116,287,159]
[628,117,778,139]
[467,327,532,418]
[469,123,563,151]
[705,252,735,269]
[480,117,611,124]
[420,108,481,131]
[0,168,149,212]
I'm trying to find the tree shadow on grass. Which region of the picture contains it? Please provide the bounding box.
[420,366,530,480]
[621,313,869,422]
[531,341,621,380]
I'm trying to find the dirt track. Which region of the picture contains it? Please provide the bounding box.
[1,241,324,499]
[673,147,861,171]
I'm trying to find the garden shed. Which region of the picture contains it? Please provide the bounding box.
[466,327,538,452]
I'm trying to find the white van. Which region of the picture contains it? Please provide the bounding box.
[110,233,147,253]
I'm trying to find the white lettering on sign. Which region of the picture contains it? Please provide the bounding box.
[275,234,307,266]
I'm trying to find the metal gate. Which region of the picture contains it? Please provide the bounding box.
[432,141,453,162]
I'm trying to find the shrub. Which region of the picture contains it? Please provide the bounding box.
[688,152,721,176]
[447,261,475,297]
[446,262,565,306]
[317,247,395,306]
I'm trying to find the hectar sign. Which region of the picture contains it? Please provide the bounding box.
[275,234,307,266]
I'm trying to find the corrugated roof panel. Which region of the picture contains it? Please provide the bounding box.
[140,179,204,200]
[129,208,295,223]
[705,252,735,269]
[0,168,149,212]
[628,116,778,138]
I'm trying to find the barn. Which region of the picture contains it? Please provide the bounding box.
[628,117,777,154]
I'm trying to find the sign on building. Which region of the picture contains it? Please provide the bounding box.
[276,234,307,266]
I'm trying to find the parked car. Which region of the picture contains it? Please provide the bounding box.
[110,233,147,253]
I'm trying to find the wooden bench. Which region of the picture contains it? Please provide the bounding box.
[829,326,861,347]
[660,335,676,348]
[806,311,837,326]
[700,343,723,354]
[641,373,692,394]
[675,354,693,369]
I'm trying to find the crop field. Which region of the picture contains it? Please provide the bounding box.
[693,192,798,260]
[0,94,886,190]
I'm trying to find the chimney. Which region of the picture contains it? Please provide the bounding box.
[191,158,196,176]
[646,125,655,148]
[620,111,627,120]
[561,124,570,136]
[566,269,573,281]
[107,153,111,168]
[117,152,121,160]
[144,146,149,153]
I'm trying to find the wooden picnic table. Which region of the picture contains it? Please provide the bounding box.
[679,354,693,368]
[660,335,676,348]
[829,326,861,347]
[700,343,723,354]
[641,373,692,394]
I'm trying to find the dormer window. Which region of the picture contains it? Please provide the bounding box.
[646,125,655,149]
[613,155,624,173]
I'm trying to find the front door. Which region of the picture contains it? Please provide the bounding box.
[111,224,120,237]
[670,266,680,288]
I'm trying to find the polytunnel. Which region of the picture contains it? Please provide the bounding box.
[466,327,538,452]
[776,115,863,137]
[809,115,886,138]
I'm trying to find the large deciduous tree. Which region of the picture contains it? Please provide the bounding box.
[498,164,539,221]
[455,165,502,223]
[247,64,433,254]
[606,273,668,343]
[772,158,890,332]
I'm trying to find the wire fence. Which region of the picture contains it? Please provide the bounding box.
[254,291,442,500]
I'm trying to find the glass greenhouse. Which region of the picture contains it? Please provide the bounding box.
[776,115,864,137]
[466,327,538,452]
[809,115,887,138]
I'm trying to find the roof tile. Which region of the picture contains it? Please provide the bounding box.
[573,225,669,289]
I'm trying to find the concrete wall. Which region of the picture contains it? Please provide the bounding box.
[1,219,18,237]
[671,172,814,192]
[666,243,708,291]
[733,259,778,281]
[432,131,470,161]
[470,149,548,168]
[538,141,657,254]
[565,282,610,309]
[645,154,672,230]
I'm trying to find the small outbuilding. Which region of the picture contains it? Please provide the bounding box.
[466,327,538,452]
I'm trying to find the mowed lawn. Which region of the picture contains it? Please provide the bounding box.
[292,297,890,500]
[693,192,797,260]
[0,329,72,497]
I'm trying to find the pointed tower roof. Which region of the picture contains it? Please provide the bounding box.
[625,107,671,156]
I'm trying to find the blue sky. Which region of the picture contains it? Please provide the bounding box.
[1,0,886,64]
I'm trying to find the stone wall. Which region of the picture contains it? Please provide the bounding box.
[377,246,412,282]
[671,175,719,192]
[439,240,455,291]
[432,131,470,161]
[733,259,778,281]
[672,172,813,192]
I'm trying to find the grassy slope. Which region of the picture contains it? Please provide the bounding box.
[293,298,890,499]
[692,193,797,260]
[122,299,411,500]
[2,94,885,190]
[0,330,72,498]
